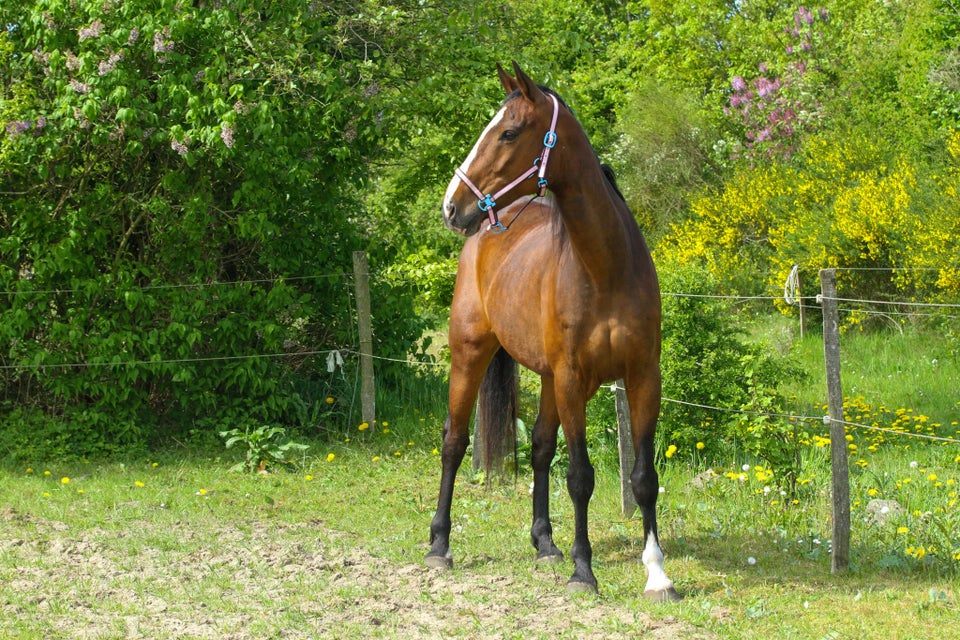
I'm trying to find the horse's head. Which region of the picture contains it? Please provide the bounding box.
[442,62,562,236]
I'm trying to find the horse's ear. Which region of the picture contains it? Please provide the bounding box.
[511,61,545,104]
[497,62,518,95]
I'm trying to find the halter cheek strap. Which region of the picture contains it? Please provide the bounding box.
[455,94,560,233]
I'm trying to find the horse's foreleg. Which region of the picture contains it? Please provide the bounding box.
[530,379,563,562]
[626,370,681,602]
[555,378,597,592]
[426,340,494,569]
[426,413,468,568]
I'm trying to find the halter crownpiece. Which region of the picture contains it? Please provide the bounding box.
[454,93,560,233]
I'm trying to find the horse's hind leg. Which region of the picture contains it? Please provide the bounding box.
[626,368,681,602]
[530,378,563,562]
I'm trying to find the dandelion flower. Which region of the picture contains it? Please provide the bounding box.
[358,422,370,431]
[928,473,938,482]
[26,468,33,474]
[432,448,439,456]
[152,462,159,468]
[665,444,677,459]
[61,477,70,485]
[134,480,145,487]
[382,421,389,427]
[372,456,380,462]
[305,475,313,481]
[696,442,705,450]
[325,397,335,404]
[197,488,208,496]
[44,470,51,476]
[897,526,909,534]
[327,453,336,462]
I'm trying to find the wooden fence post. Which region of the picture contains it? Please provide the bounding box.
[353,251,376,427]
[797,268,806,340]
[615,380,638,517]
[820,268,850,573]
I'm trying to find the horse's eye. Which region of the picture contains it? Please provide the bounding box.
[500,130,519,142]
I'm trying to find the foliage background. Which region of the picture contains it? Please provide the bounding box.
[2,0,959,461]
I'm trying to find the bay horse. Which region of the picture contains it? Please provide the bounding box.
[426,62,679,600]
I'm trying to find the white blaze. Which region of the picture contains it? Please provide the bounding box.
[443,106,507,214]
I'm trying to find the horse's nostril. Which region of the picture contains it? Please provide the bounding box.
[444,201,456,219]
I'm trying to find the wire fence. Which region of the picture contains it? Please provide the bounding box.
[2,265,959,445]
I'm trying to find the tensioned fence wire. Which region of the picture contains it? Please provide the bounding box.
[1,268,958,445]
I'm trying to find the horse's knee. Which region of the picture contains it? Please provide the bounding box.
[566,460,595,500]
[631,468,659,506]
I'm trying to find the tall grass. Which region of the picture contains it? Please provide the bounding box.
[756,314,960,431]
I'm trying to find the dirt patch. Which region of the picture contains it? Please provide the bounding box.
[1,507,711,639]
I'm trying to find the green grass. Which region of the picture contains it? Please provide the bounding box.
[1,421,958,638]
[1,324,959,638]
[753,313,960,430]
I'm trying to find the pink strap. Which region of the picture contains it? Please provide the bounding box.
[454,94,560,230]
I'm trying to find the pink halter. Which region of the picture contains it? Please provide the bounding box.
[454,94,560,233]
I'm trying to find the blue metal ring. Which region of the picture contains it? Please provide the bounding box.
[479,194,496,211]
[543,132,557,148]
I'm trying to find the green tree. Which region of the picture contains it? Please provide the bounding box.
[0,1,397,458]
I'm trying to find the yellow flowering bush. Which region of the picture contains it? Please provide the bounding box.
[658,130,960,307]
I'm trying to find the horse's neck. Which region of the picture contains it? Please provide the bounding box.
[553,167,634,287]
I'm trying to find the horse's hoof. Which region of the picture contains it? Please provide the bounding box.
[644,587,682,602]
[424,553,453,570]
[536,551,564,565]
[566,579,598,595]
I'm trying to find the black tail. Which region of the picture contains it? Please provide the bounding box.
[473,347,518,477]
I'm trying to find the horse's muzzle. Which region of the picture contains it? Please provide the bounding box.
[443,201,483,236]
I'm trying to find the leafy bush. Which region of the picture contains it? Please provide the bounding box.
[657,129,960,309]
[0,1,399,458]
[658,264,806,485]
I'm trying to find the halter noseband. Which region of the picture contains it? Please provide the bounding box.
[454,94,560,234]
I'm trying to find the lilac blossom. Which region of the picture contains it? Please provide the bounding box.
[220,123,235,148]
[171,138,188,156]
[731,76,747,92]
[6,120,32,136]
[98,52,123,76]
[78,19,104,41]
[65,51,80,72]
[153,28,174,54]
[70,79,91,94]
